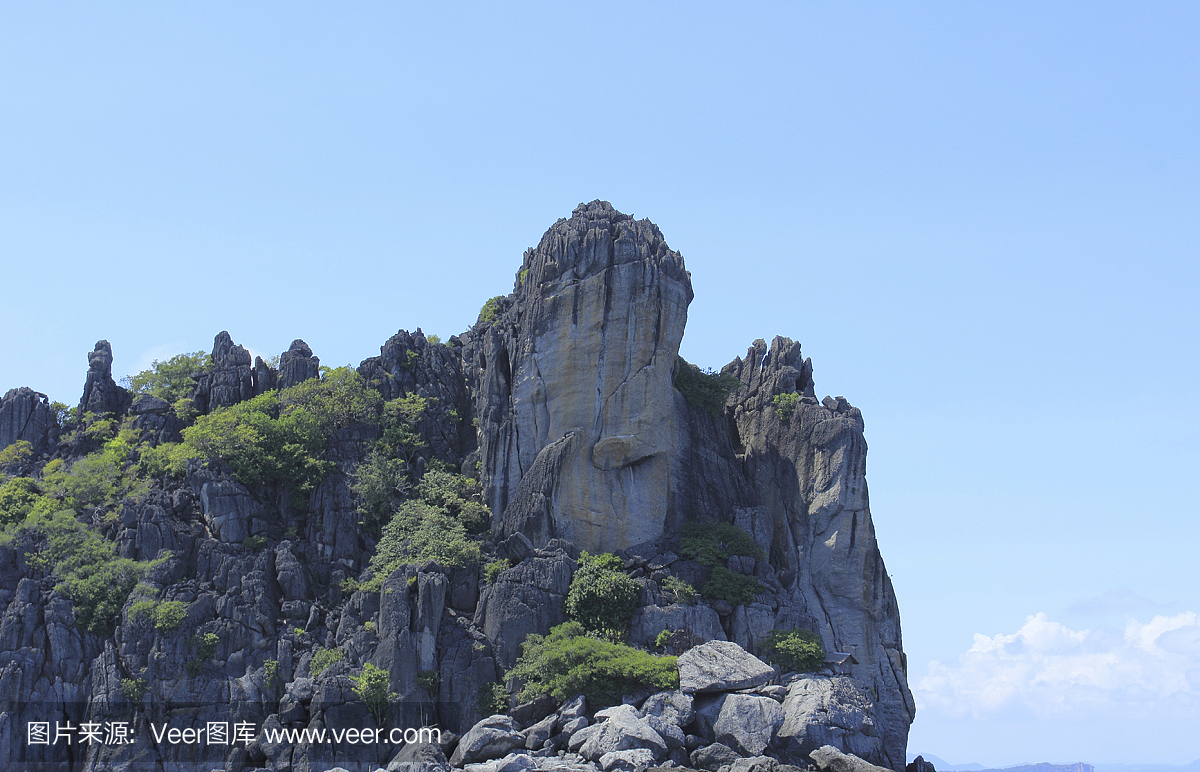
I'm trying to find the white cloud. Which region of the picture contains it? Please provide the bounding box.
[916,611,1200,718]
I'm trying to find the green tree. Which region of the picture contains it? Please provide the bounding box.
[0,477,42,527]
[279,366,382,436]
[507,621,678,706]
[759,629,825,672]
[564,552,640,638]
[352,662,398,726]
[478,296,506,325]
[123,351,212,403]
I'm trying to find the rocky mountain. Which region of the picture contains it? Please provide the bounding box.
[0,201,914,772]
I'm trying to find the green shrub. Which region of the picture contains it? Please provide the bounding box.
[153,601,188,631]
[380,394,428,462]
[121,677,148,702]
[278,366,382,436]
[680,522,764,568]
[0,477,42,527]
[370,500,480,576]
[263,659,279,686]
[15,506,158,634]
[350,450,411,531]
[417,669,439,695]
[415,470,488,534]
[174,391,331,494]
[661,575,697,606]
[771,392,799,421]
[483,558,511,585]
[674,359,741,417]
[242,535,268,552]
[478,296,506,325]
[425,334,442,345]
[311,646,344,677]
[700,566,763,606]
[353,662,398,726]
[187,632,220,676]
[123,351,212,404]
[759,628,825,672]
[507,621,678,706]
[0,440,33,468]
[478,682,508,716]
[564,552,640,637]
[40,435,150,516]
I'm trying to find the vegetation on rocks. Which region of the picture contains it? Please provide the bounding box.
[759,628,826,672]
[353,663,397,726]
[122,351,213,404]
[674,358,741,417]
[681,521,765,606]
[565,552,640,638]
[771,391,799,421]
[507,621,678,706]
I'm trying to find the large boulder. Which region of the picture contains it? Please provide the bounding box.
[690,742,741,772]
[694,693,784,756]
[678,641,774,694]
[809,745,894,772]
[776,676,886,768]
[575,704,667,762]
[449,715,526,765]
[640,690,694,727]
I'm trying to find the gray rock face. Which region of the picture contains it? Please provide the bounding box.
[678,641,774,694]
[809,745,894,772]
[691,742,741,772]
[695,693,784,756]
[725,337,916,768]
[600,748,658,772]
[450,715,526,766]
[465,200,694,553]
[79,340,131,417]
[475,552,574,669]
[576,704,667,763]
[639,690,694,727]
[195,331,255,412]
[630,604,726,649]
[0,387,56,456]
[278,339,320,390]
[776,676,886,768]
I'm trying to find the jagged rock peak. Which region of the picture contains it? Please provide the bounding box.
[510,200,692,302]
[79,339,130,417]
[0,387,56,455]
[277,338,320,390]
[195,331,255,412]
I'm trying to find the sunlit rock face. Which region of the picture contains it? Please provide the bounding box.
[464,200,693,553]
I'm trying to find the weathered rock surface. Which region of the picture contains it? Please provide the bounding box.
[694,693,784,756]
[78,340,131,417]
[810,745,894,772]
[450,715,527,766]
[575,705,667,762]
[466,200,694,553]
[631,603,726,648]
[278,338,321,390]
[194,331,255,412]
[0,387,57,456]
[776,676,886,768]
[678,641,774,694]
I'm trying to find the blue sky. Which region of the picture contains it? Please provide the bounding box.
[2,3,1197,765]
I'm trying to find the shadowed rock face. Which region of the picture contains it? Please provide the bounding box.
[466,200,694,553]
[78,340,130,418]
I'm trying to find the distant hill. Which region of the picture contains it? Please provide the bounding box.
[908,757,1200,772]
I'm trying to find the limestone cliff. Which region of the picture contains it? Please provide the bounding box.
[0,201,914,772]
